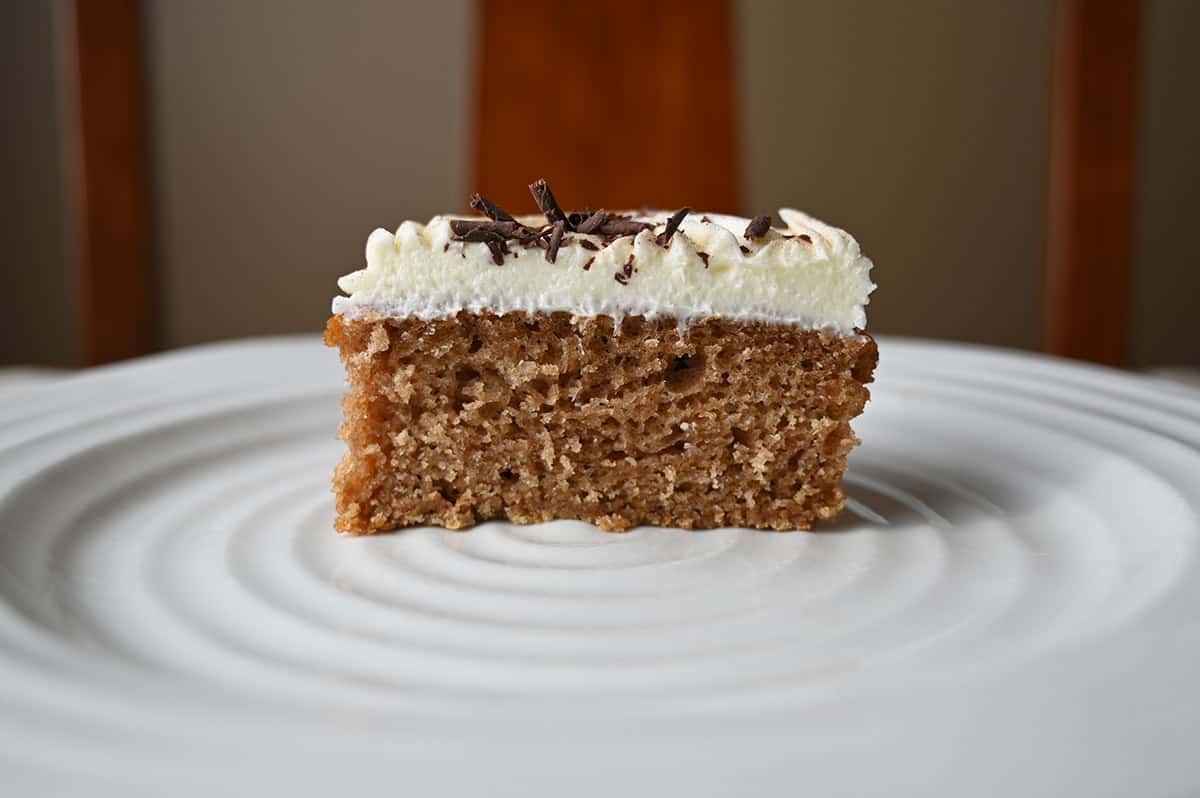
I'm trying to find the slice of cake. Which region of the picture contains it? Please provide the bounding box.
[325,180,877,534]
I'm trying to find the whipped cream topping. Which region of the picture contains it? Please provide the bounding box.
[333,209,875,333]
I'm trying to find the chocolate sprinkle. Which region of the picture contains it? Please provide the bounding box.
[697,251,710,267]
[529,178,569,228]
[739,245,751,255]
[655,207,691,247]
[583,256,595,271]
[744,215,772,239]
[579,239,599,251]
[545,220,565,263]
[443,242,450,252]
[799,233,812,243]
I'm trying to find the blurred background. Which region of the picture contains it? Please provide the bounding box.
[2,0,1197,372]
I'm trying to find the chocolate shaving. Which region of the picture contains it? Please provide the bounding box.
[744,215,772,239]
[469,193,516,223]
[566,209,593,228]
[487,240,507,264]
[545,220,565,263]
[529,178,569,228]
[451,218,545,249]
[614,253,635,285]
[450,180,711,269]
[655,207,691,247]
[454,229,510,251]
[571,209,652,238]
[451,223,510,265]
[449,219,488,237]
[697,251,710,267]
[595,217,653,237]
[575,210,608,235]
[450,219,516,238]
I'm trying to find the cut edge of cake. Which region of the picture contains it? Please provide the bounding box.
[326,311,876,534]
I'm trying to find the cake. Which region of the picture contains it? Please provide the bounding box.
[325,180,877,534]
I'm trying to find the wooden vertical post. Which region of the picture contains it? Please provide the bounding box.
[69,0,156,365]
[472,0,739,215]
[1043,0,1141,365]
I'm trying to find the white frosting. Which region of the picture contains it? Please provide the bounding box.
[332,209,874,333]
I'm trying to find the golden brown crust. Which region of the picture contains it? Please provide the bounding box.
[325,311,877,534]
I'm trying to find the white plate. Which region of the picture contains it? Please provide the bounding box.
[1,336,1198,797]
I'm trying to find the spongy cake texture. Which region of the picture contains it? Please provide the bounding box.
[325,311,877,533]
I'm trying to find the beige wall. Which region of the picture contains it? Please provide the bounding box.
[2,1,1196,368]
[1131,0,1200,367]
[1,0,75,367]
[145,0,473,349]
[740,0,1054,351]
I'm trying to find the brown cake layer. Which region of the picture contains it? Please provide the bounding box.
[325,311,877,534]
